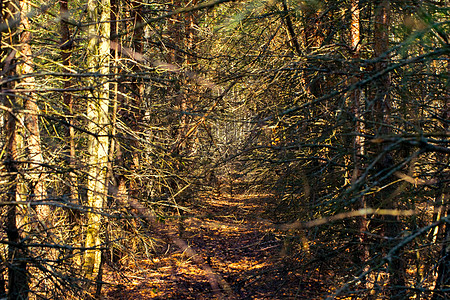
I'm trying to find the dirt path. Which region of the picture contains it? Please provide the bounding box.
[103,193,317,299]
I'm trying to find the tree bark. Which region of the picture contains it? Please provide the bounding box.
[17,0,49,221]
[433,193,450,300]
[372,1,406,297]
[432,32,450,300]
[2,0,29,297]
[4,90,29,300]
[60,0,78,203]
[2,46,29,300]
[281,0,301,56]
[349,0,370,291]
[83,0,110,286]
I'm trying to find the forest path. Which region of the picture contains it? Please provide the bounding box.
[103,192,312,299]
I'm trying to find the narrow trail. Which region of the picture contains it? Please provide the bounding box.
[103,192,320,299]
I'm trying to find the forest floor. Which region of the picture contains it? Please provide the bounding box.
[102,190,328,299]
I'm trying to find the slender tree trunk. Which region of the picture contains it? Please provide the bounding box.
[0,13,5,281]
[83,0,110,287]
[433,191,450,300]
[432,41,450,300]
[2,48,29,300]
[60,0,78,204]
[372,1,406,297]
[4,91,29,300]
[17,0,49,221]
[106,0,134,265]
[110,0,143,246]
[6,206,28,300]
[349,0,370,291]
[130,0,144,179]
[59,0,84,270]
[281,0,301,56]
[110,0,143,213]
[1,0,29,297]
[14,1,53,293]
[302,1,327,98]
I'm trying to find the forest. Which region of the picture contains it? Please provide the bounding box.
[0,0,449,298]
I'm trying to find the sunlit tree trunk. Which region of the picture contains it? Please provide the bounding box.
[17,0,49,221]
[348,0,362,180]
[349,0,370,289]
[83,0,110,285]
[433,193,450,300]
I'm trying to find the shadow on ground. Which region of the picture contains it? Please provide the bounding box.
[103,193,326,299]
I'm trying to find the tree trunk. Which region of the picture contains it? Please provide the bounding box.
[349,0,370,291]
[4,94,29,300]
[17,0,49,221]
[83,0,110,288]
[2,0,29,297]
[432,37,450,300]
[280,0,301,56]
[60,0,78,204]
[433,193,450,300]
[372,1,406,297]
[2,48,29,300]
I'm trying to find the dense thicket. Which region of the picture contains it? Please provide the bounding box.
[0,0,448,298]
